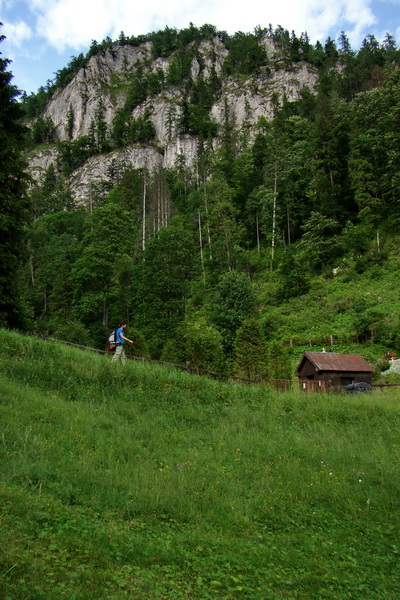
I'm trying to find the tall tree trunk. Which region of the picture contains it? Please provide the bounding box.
[271,162,278,270]
[28,240,35,286]
[142,171,147,251]
[204,184,212,261]
[163,175,169,228]
[224,224,232,271]
[198,209,206,284]
[256,213,260,256]
[103,291,108,329]
[286,201,291,246]
[157,173,161,232]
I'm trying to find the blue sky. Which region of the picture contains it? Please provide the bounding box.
[1,0,400,95]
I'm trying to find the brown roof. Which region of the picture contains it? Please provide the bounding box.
[296,352,374,374]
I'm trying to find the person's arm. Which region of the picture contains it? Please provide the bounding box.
[120,333,133,344]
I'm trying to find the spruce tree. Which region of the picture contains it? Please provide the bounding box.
[0,26,30,327]
[210,271,257,356]
[266,340,292,380]
[234,318,268,380]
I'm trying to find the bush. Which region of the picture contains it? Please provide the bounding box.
[184,321,225,372]
[161,320,225,372]
[125,328,150,359]
[52,320,89,346]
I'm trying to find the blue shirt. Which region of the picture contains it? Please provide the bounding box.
[116,327,125,345]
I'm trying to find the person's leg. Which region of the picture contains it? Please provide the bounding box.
[112,345,123,362]
[120,346,126,365]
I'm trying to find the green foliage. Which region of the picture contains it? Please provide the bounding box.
[0,29,31,328]
[162,319,225,372]
[125,328,151,359]
[129,113,156,144]
[210,271,257,355]
[125,64,153,111]
[31,165,75,217]
[223,31,268,76]
[90,99,110,153]
[70,203,136,331]
[234,318,268,379]
[57,135,95,175]
[66,106,74,139]
[26,210,86,329]
[184,320,225,371]
[200,174,243,275]
[112,109,156,147]
[29,115,56,144]
[299,211,342,271]
[266,339,292,379]
[167,48,196,86]
[21,86,52,119]
[134,217,200,356]
[349,69,400,219]
[51,319,90,346]
[276,246,310,301]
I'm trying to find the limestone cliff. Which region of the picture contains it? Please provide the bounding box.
[28,35,318,202]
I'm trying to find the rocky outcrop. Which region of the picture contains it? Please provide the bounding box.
[68,136,200,203]
[28,146,59,181]
[28,35,318,202]
[43,44,153,141]
[211,64,316,136]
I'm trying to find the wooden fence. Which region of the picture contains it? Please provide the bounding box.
[45,337,296,389]
[298,379,328,393]
[44,337,398,392]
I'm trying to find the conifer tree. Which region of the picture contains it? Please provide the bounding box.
[234,318,268,379]
[0,26,31,327]
[210,270,256,355]
[266,340,292,380]
[133,217,199,356]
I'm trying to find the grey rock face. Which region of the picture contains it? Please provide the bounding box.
[28,36,318,202]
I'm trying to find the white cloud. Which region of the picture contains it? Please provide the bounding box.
[209,0,376,45]
[34,0,192,51]
[2,19,33,47]
[25,0,380,52]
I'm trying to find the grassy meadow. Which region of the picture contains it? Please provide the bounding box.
[0,329,399,599]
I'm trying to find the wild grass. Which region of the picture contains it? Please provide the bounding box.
[1,329,399,599]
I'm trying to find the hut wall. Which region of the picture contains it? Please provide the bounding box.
[297,360,317,378]
[303,371,372,386]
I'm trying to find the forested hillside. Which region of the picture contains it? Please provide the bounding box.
[3,24,400,374]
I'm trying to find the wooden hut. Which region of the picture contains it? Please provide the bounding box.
[295,351,374,391]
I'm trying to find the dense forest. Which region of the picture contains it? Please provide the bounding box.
[2,23,400,378]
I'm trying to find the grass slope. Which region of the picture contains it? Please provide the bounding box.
[264,238,400,355]
[1,330,399,599]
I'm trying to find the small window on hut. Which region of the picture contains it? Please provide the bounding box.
[340,377,353,386]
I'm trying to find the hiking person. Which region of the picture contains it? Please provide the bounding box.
[111,321,133,364]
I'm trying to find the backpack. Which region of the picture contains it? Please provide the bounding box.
[108,328,118,351]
